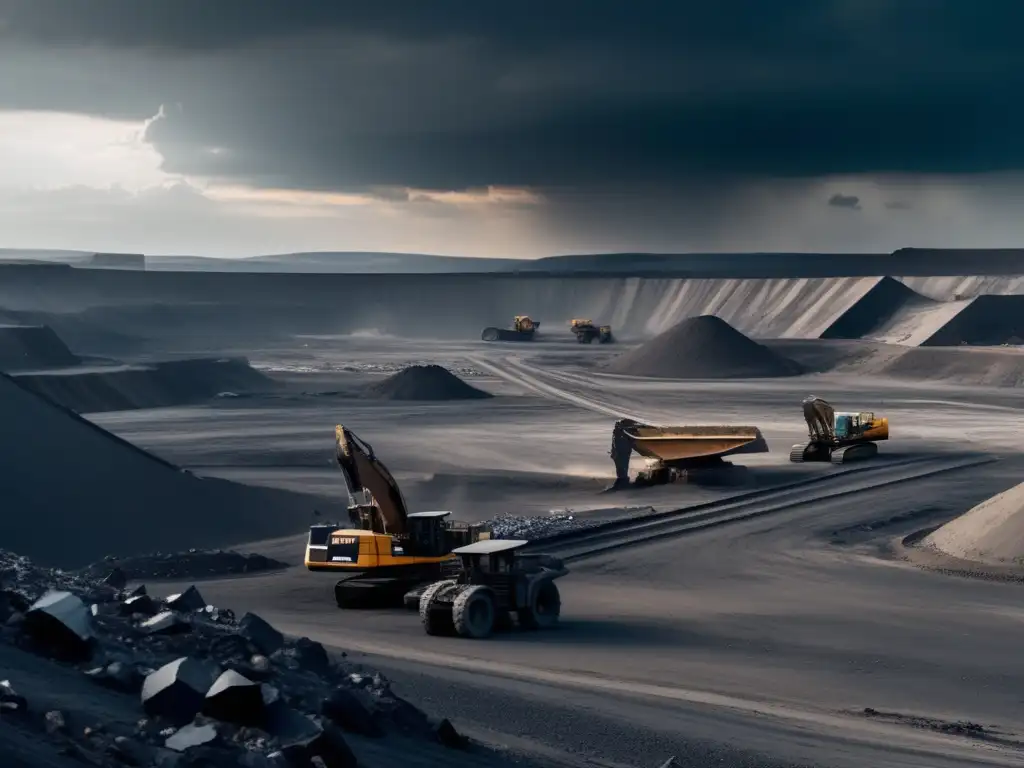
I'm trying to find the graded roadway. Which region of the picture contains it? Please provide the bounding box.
[90,336,1024,768]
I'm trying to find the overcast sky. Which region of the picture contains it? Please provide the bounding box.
[1,0,1023,258]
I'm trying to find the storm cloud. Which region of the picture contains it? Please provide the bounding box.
[2,0,1024,195]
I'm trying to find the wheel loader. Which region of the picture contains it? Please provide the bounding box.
[790,396,888,464]
[608,418,769,488]
[304,425,491,607]
[481,315,540,342]
[417,539,569,639]
[570,318,613,344]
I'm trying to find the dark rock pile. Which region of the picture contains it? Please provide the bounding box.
[363,365,493,401]
[79,549,290,583]
[0,549,468,767]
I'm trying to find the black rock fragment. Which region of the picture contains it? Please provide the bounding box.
[140,611,191,636]
[321,688,381,737]
[0,679,27,714]
[267,705,357,768]
[126,584,148,598]
[202,669,265,727]
[164,722,218,752]
[22,590,95,662]
[85,661,144,694]
[164,586,206,613]
[141,657,221,727]
[102,567,128,590]
[434,717,467,749]
[121,594,159,617]
[237,613,284,656]
[292,637,330,674]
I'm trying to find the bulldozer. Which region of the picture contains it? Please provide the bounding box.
[481,315,540,342]
[790,396,888,464]
[609,418,769,488]
[304,425,491,607]
[570,318,613,344]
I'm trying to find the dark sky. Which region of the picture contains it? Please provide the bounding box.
[0,1,1022,256]
[3,0,1023,194]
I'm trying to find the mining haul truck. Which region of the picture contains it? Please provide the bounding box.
[570,319,613,344]
[417,539,569,639]
[481,315,540,342]
[305,425,491,607]
[608,418,769,488]
[790,396,888,464]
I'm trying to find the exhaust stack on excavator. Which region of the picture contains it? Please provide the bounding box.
[790,396,888,464]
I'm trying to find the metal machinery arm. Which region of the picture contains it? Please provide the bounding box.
[610,418,640,488]
[334,424,410,535]
[802,396,835,443]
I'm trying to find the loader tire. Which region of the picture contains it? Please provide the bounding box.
[518,580,561,630]
[452,585,497,639]
[419,579,456,636]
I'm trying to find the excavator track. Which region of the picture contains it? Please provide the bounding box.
[830,442,878,464]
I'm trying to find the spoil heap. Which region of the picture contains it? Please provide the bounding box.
[603,315,804,379]
[364,364,493,401]
[924,481,1024,566]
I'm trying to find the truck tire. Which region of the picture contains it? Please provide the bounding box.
[517,580,561,630]
[419,580,456,635]
[452,585,497,639]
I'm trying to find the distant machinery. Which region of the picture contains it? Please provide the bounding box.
[481,315,541,342]
[789,396,888,464]
[569,319,613,344]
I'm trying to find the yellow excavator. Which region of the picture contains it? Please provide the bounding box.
[481,315,540,342]
[790,396,888,464]
[570,319,613,344]
[305,425,491,607]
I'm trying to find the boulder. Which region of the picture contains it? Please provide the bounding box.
[0,679,27,714]
[85,660,144,694]
[102,567,128,590]
[202,669,265,727]
[141,657,221,726]
[23,590,95,662]
[434,717,467,749]
[164,586,206,613]
[238,613,284,656]
[121,594,159,617]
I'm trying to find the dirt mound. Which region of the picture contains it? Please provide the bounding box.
[79,549,288,582]
[602,315,804,379]
[831,342,1024,388]
[0,324,80,371]
[11,357,276,413]
[363,364,493,400]
[820,277,928,340]
[0,371,343,568]
[922,295,1024,346]
[923,481,1024,566]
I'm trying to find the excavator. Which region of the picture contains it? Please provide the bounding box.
[305,425,491,607]
[790,396,888,464]
[570,319,613,344]
[481,315,540,342]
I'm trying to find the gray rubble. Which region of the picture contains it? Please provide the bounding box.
[0,548,477,768]
[79,549,289,582]
[488,511,597,540]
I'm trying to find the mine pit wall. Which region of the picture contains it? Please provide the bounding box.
[2,265,1024,343]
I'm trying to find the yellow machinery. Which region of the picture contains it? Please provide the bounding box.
[609,418,768,488]
[790,396,888,464]
[570,318,613,344]
[481,315,541,342]
[305,425,491,607]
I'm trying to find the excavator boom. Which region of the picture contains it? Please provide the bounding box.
[334,424,409,535]
[802,396,835,441]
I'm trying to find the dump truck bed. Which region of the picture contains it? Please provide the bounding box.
[624,425,769,462]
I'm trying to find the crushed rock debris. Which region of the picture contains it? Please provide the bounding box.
[0,548,477,768]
